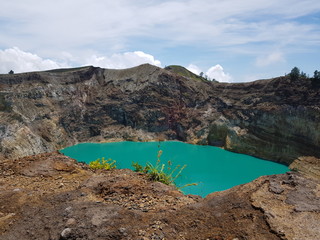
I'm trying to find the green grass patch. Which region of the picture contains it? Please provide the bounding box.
[165,65,209,82]
[89,157,116,170]
[132,150,197,189]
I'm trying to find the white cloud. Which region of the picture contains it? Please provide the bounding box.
[85,51,162,69]
[187,63,232,82]
[206,64,233,83]
[0,47,67,73]
[256,51,285,67]
[0,1,319,81]
[1,1,319,55]
[0,48,162,73]
[0,47,163,74]
[187,64,202,75]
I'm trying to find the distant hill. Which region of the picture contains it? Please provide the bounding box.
[164,65,212,82]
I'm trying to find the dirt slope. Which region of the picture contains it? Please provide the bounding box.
[0,152,319,240]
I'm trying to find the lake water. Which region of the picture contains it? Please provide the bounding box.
[60,141,288,197]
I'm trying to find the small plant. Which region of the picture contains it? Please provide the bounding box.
[89,157,116,170]
[132,150,193,188]
[132,161,149,173]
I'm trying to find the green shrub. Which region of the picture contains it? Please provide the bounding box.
[89,157,116,170]
[132,161,149,173]
[132,150,192,187]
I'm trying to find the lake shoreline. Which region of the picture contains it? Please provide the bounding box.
[61,141,289,197]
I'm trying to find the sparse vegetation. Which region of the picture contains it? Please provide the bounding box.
[132,150,189,187]
[89,157,116,170]
[289,67,301,80]
[313,70,320,80]
[287,67,320,87]
[312,70,320,87]
[288,66,309,80]
[165,65,212,82]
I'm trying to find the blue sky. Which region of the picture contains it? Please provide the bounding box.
[0,0,319,82]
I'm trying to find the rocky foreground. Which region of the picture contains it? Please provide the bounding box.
[0,152,319,240]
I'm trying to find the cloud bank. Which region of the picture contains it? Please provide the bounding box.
[85,51,161,69]
[1,0,319,53]
[0,48,162,74]
[0,47,66,73]
[0,47,232,83]
[1,1,319,80]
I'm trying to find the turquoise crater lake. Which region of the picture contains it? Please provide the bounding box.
[60,141,288,197]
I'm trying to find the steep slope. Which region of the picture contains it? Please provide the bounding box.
[164,65,209,81]
[0,64,319,167]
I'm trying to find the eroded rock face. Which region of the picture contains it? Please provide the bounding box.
[0,64,319,167]
[0,152,319,240]
[251,173,320,240]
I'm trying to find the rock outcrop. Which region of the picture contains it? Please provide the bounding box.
[0,152,319,239]
[0,64,319,167]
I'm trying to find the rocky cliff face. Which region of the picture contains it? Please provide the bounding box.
[0,64,319,166]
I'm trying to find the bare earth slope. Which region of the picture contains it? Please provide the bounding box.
[0,153,319,240]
